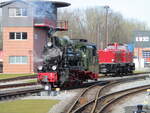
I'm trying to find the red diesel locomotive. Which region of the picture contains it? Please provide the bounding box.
[98,43,135,75]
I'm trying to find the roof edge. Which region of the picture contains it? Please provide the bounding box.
[0,0,71,8]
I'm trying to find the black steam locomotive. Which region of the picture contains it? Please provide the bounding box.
[37,35,98,88]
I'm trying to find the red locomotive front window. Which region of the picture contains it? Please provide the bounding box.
[105,46,115,50]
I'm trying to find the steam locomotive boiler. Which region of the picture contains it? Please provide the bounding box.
[37,36,98,88]
[98,43,135,76]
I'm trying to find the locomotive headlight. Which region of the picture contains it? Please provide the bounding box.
[52,65,57,70]
[112,59,114,62]
[47,42,52,47]
[38,66,43,70]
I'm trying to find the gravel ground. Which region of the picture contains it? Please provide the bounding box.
[107,77,150,94]
[103,76,150,113]
[110,92,150,113]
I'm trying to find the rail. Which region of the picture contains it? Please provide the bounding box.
[0,82,38,89]
[98,85,150,113]
[66,74,150,113]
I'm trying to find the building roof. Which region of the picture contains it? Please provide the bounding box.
[0,1,14,7]
[0,0,70,8]
[46,1,70,7]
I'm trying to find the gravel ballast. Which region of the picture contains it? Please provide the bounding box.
[110,92,150,113]
[105,76,150,113]
[107,77,150,94]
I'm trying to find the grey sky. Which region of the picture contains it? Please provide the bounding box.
[53,0,150,27]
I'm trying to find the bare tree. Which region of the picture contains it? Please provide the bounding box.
[57,7,148,49]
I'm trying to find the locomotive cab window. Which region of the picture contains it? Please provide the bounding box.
[92,48,96,56]
[80,46,86,52]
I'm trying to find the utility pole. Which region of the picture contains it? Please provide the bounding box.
[104,5,109,47]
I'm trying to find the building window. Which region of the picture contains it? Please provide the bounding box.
[9,8,27,17]
[9,32,27,40]
[9,56,28,64]
[136,36,149,42]
[143,51,150,58]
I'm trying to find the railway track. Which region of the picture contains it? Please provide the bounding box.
[0,87,43,101]
[0,72,149,83]
[68,84,150,113]
[99,71,150,78]
[66,81,122,113]
[0,82,42,101]
[98,85,150,113]
[68,85,150,113]
[132,72,150,75]
[0,82,38,89]
[66,82,108,113]
[98,73,150,83]
[0,72,149,103]
[66,74,150,113]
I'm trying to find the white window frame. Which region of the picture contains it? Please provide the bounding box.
[136,36,150,42]
[9,8,27,17]
[9,56,28,64]
[9,32,27,40]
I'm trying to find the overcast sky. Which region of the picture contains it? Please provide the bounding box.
[52,0,150,27]
[1,0,150,27]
